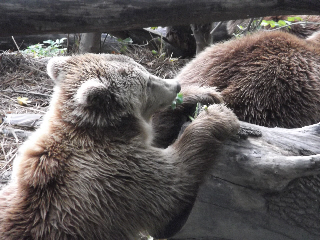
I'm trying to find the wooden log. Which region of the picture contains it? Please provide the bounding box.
[165,122,320,240]
[2,0,320,37]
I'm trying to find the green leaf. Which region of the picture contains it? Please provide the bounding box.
[22,37,67,57]
[176,92,183,104]
[188,115,195,121]
[260,20,270,27]
[171,100,177,110]
[123,37,133,43]
[201,105,208,112]
[171,93,183,109]
[57,38,67,44]
[278,20,287,27]
[117,37,133,44]
[193,102,201,119]
[287,16,303,22]
[287,17,296,22]
[43,40,54,44]
[269,21,278,28]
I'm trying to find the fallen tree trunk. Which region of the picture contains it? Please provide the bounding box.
[2,0,320,37]
[1,119,320,239]
[166,122,320,240]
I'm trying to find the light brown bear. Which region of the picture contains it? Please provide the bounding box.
[0,54,239,239]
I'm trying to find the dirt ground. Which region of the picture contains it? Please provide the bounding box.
[0,46,188,186]
[0,53,52,183]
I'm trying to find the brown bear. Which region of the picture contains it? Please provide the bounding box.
[175,30,320,129]
[152,30,320,148]
[0,53,239,239]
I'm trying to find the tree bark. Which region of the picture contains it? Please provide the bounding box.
[2,0,320,37]
[165,122,320,240]
[79,32,102,54]
[190,23,214,55]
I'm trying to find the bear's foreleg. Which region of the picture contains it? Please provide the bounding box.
[173,104,239,183]
[153,104,239,238]
[152,86,223,148]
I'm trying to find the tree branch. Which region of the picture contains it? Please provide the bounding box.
[2,0,320,37]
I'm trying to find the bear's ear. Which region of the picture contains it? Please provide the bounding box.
[47,56,71,82]
[75,78,109,107]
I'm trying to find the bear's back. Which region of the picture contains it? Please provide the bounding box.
[177,31,320,128]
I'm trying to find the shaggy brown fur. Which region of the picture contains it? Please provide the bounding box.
[174,30,320,129]
[0,54,239,240]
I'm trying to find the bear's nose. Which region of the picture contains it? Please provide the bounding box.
[176,83,181,93]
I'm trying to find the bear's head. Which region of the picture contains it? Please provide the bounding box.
[46,54,180,140]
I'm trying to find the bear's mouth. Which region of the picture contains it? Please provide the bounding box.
[171,92,183,110]
[176,83,181,93]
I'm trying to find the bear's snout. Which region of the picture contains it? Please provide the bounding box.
[176,83,181,93]
[161,78,181,94]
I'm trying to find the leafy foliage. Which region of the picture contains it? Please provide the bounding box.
[261,20,288,28]
[233,16,306,38]
[171,92,183,109]
[260,16,303,29]
[188,102,208,121]
[22,38,67,57]
[116,37,133,53]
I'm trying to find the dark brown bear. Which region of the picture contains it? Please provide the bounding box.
[175,30,320,129]
[0,54,239,240]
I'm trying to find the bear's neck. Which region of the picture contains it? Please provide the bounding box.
[42,105,153,147]
[48,118,152,148]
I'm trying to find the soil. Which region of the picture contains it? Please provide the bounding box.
[0,53,52,179]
